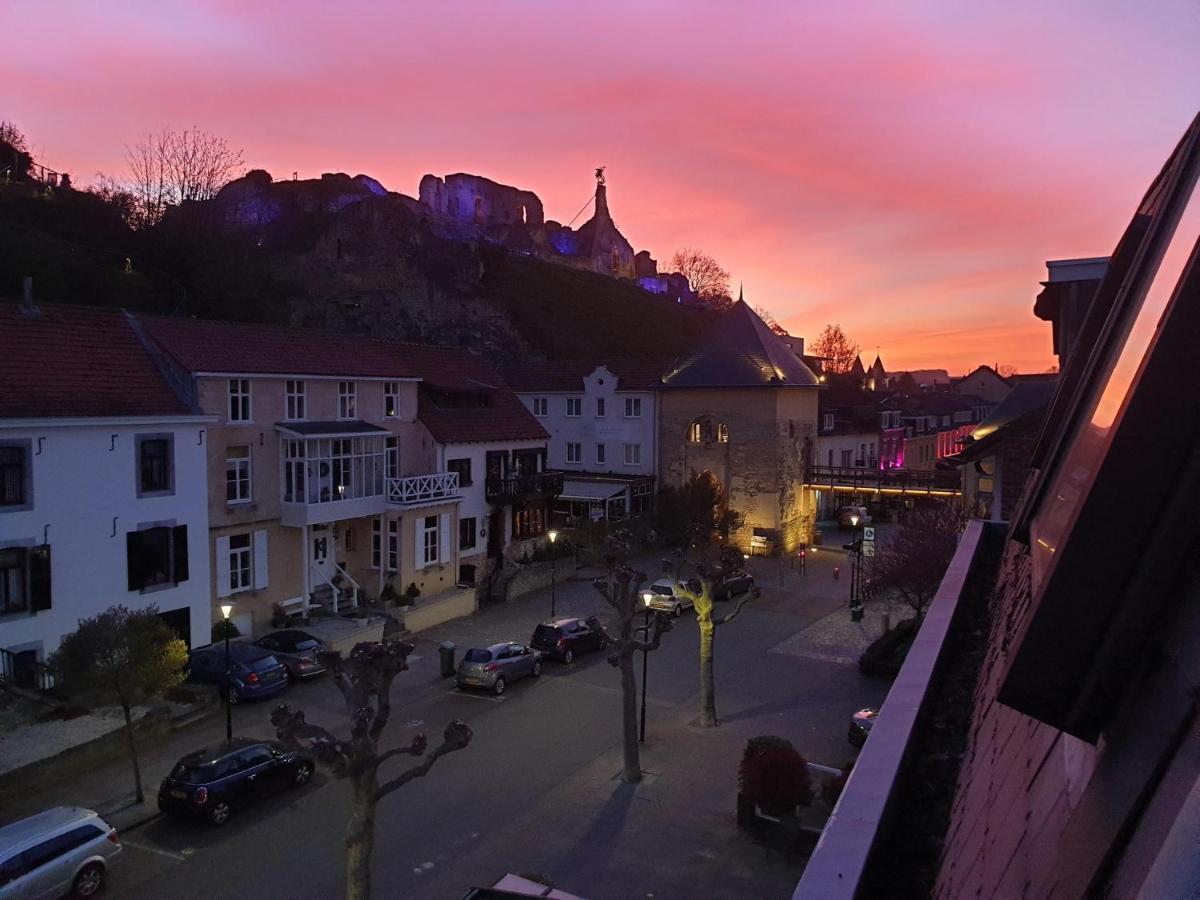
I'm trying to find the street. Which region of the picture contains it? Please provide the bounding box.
[54,543,891,899]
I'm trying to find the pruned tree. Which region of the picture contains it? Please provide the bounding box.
[587,532,674,783]
[671,546,759,727]
[0,120,28,151]
[870,504,966,621]
[49,604,188,803]
[271,641,471,900]
[809,324,861,375]
[123,127,244,228]
[671,247,732,308]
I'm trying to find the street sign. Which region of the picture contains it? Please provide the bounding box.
[862,543,876,557]
[863,526,876,541]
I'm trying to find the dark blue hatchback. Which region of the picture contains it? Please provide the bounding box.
[186,642,289,703]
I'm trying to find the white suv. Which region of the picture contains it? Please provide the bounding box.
[645,579,693,618]
[0,807,121,899]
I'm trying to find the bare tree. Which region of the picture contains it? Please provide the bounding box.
[870,504,966,621]
[671,547,758,727]
[754,304,789,336]
[587,534,674,783]
[809,324,861,375]
[271,641,471,900]
[0,120,27,151]
[671,248,731,306]
[995,364,1018,378]
[124,127,244,228]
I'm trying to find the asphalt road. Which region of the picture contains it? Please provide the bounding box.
[109,544,889,899]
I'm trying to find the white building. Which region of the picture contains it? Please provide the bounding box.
[503,360,664,523]
[0,302,213,687]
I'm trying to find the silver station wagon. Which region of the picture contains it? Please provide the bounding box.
[0,806,121,899]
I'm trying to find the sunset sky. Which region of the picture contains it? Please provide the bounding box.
[4,1,1198,373]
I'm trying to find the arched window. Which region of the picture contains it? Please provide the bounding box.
[687,416,728,445]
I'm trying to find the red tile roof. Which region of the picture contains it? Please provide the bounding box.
[132,312,544,444]
[0,302,192,418]
[501,358,671,392]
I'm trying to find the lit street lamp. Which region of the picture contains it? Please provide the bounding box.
[639,589,652,743]
[220,602,234,742]
[547,529,559,619]
[848,514,864,622]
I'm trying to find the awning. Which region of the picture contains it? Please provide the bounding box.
[276,420,389,439]
[559,479,626,502]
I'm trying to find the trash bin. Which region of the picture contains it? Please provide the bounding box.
[813,530,823,546]
[438,641,456,678]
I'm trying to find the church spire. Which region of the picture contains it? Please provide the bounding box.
[738,283,744,303]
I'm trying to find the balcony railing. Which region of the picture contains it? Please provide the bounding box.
[485,471,565,504]
[387,472,460,506]
[805,465,962,493]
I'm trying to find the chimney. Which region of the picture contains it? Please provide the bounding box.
[22,276,34,311]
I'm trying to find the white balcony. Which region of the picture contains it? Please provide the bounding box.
[386,472,460,508]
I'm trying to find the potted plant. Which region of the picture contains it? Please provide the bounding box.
[380,582,399,608]
[400,583,421,607]
[736,735,813,829]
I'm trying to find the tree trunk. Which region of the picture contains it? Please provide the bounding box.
[619,651,642,783]
[345,768,379,900]
[699,613,717,727]
[120,700,144,803]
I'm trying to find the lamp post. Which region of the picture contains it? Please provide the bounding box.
[547,529,559,619]
[848,515,864,622]
[220,603,234,742]
[639,589,652,743]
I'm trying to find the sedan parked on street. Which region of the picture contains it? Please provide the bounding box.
[0,806,121,898]
[645,578,693,617]
[158,738,314,827]
[456,643,542,695]
[252,630,327,681]
[186,643,289,703]
[530,617,604,664]
[712,569,757,601]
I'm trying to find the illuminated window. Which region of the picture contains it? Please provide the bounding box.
[718,424,729,443]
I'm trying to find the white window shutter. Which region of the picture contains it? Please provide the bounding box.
[253,530,269,589]
[439,514,450,565]
[415,519,426,570]
[215,536,231,598]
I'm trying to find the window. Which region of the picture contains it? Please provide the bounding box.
[228,379,251,422]
[338,381,356,419]
[459,517,477,551]
[228,533,252,593]
[869,442,876,461]
[126,525,189,591]
[532,397,548,417]
[828,449,834,466]
[137,435,173,495]
[384,382,399,418]
[596,443,606,465]
[688,422,701,443]
[371,519,381,569]
[566,397,582,417]
[841,450,852,467]
[388,520,399,570]
[447,458,472,487]
[624,397,641,418]
[0,444,29,507]
[596,398,606,417]
[285,380,306,420]
[283,440,306,502]
[823,413,835,431]
[385,437,399,481]
[344,527,355,551]
[624,443,641,466]
[422,515,439,565]
[718,423,729,443]
[225,445,251,503]
[566,442,582,464]
[0,548,26,614]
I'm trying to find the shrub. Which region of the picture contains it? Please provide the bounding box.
[738,735,814,818]
[211,619,240,643]
[380,583,399,606]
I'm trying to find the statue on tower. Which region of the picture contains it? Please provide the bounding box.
[594,166,606,187]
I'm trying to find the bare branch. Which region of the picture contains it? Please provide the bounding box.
[376,733,428,768]
[375,721,473,800]
[715,588,758,627]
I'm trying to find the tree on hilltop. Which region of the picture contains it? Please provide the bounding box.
[121,127,245,228]
[671,248,732,310]
[0,120,28,151]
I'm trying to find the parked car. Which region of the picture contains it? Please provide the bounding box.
[645,578,693,617]
[186,643,289,703]
[252,630,327,680]
[848,708,878,747]
[713,569,756,601]
[530,617,604,664]
[456,643,542,695]
[158,738,314,827]
[838,505,871,528]
[0,806,121,899]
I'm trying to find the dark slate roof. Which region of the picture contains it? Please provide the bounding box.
[953,379,1059,461]
[0,302,192,418]
[277,420,388,437]
[501,359,671,392]
[660,300,820,389]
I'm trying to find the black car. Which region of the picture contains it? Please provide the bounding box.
[713,569,756,601]
[186,643,289,703]
[530,617,604,664]
[848,708,878,747]
[158,738,314,826]
[252,630,327,680]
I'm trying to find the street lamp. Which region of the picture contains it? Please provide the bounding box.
[219,603,234,742]
[847,515,864,622]
[547,530,559,619]
[639,589,652,743]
